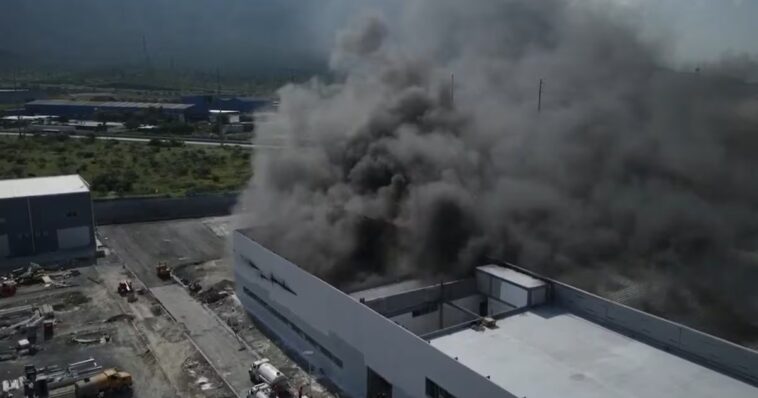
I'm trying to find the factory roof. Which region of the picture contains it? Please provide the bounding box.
[26,99,194,110]
[0,175,90,200]
[430,306,758,398]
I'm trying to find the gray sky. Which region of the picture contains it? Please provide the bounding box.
[0,0,755,74]
[613,0,758,64]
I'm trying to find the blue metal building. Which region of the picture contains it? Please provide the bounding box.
[25,99,199,121]
[181,95,272,115]
[0,175,96,269]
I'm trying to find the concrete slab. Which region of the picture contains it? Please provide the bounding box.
[430,307,758,398]
[98,216,230,288]
[151,285,252,396]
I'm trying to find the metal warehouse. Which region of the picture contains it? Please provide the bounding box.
[181,95,272,114]
[0,175,96,269]
[25,99,200,122]
[233,229,758,398]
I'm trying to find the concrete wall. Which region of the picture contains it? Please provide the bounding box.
[389,295,481,336]
[93,193,238,225]
[390,309,441,336]
[363,279,476,318]
[234,231,514,398]
[554,283,758,385]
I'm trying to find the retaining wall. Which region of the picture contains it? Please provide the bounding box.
[93,193,239,225]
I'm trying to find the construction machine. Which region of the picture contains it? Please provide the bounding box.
[74,368,133,397]
[250,359,291,396]
[0,279,17,297]
[117,280,133,296]
[156,262,171,280]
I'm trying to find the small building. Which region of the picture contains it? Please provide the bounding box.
[209,109,241,124]
[25,99,198,122]
[234,229,758,398]
[0,175,96,269]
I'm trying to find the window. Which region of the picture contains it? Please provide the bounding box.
[426,378,456,398]
[245,257,261,270]
[242,286,343,368]
[66,211,78,218]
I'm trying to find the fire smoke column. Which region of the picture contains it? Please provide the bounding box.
[235,0,758,331]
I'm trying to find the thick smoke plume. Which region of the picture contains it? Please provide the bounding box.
[237,0,758,337]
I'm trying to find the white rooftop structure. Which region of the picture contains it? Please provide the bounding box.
[477,263,546,288]
[0,175,90,200]
[430,308,757,398]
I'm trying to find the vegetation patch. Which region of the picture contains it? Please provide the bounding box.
[0,134,252,197]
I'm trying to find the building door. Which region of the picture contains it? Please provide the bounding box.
[367,367,392,398]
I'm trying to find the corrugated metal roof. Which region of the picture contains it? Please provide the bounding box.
[26,99,194,110]
[0,175,90,200]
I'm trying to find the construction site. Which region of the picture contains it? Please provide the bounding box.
[0,214,332,398]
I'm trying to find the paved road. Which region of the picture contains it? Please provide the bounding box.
[0,131,284,149]
[151,285,253,397]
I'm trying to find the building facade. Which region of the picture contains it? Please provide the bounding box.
[234,229,758,398]
[0,175,96,269]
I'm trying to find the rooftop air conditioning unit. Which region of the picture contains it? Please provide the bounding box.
[481,317,497,329]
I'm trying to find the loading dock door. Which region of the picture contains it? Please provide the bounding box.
[367,367,392,398]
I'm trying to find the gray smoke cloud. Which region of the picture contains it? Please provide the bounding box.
[237,0,758,339]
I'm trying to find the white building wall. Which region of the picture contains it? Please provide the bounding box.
[234,231,514,398]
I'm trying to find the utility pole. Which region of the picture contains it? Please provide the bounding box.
[537,78,544,113]
[142,34,152,73]
[450,73,455,108]
[13,70,22,138]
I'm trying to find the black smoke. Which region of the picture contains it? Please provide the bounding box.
[237,0,758,340]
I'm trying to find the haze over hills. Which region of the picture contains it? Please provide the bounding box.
[0,0,379,76]
[2,0,757,79]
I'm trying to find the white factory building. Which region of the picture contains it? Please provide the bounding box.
[233,228,758,398]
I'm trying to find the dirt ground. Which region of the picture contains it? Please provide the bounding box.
[0,250,233,398]
[99,217,338,398]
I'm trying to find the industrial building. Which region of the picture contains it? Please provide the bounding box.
[0,88,45,104]
[0,175,96,269]
[25,99,200,122]
[181,95,271,115]
[234,229,758,398]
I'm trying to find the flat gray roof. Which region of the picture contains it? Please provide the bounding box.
[0,175,90,199]
[430,307,758,398]
[26,99,194,110]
